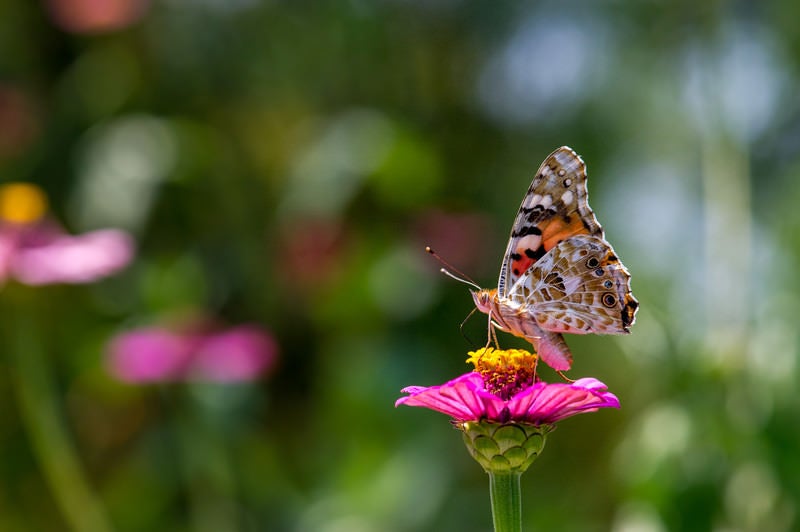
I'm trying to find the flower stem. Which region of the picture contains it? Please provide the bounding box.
[8,298,113,532]
[489,472,522,532]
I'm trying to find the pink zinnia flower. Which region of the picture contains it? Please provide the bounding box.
[0,183,134,286]
[397,347,619,480]
[107,323,278,384]
[396,348,619,425]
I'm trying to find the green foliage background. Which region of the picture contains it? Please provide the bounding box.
[2,1,800,531]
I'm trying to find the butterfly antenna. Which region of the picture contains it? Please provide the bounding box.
[425,246,481,290]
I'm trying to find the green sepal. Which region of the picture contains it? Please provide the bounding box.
[459,420,552,474]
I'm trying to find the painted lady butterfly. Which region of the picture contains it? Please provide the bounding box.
[471,146,638,371]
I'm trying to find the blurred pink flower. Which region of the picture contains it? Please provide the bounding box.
[5,226,135,285]
[106,328,194,383]
[278,219,348,290]
[46,0,150,34]
[192,327,278,383]
[413,209,493,275]
[396,348,619,425]
[0,183,134,286]
[107,324,279,384]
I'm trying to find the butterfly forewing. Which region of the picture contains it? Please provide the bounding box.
[497,146,603,298]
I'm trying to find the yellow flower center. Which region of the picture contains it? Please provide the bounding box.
[466,347,539,399]
[0,183,48,224]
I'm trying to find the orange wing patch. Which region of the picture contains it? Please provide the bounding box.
[497,146,603,297]
[540,214,590,251]
[507,213,590,279]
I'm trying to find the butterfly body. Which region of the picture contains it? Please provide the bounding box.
[473,147,638,371]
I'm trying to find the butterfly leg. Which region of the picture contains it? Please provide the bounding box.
[482,310,502,349]
[459,307,479,347]
[556,370,574,383]
[532,352,540,382]
[490,323,501,349]
[484,311,494,348]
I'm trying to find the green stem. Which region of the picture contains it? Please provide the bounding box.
[9,308,113,532]
[489,472,522,532]
[171,390,240,532]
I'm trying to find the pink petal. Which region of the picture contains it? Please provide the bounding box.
[396,373,501,421]
[508,380,620,424]
[12,228,134,285]
[0,229,15,284]
[572,377,613,392]
[107,328,194,383]
[398,372,620,425]
[191,325,278,382]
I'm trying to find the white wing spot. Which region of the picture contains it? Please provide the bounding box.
[539,195,553,208]
[517,234,542,254]
[563,178,572,186]
[530,194,542,205]
[561,190,574,205]
[558,169,566,177]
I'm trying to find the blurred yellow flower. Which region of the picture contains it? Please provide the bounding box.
[0,183,47,224]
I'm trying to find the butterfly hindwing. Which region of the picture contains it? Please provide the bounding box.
[508,235,638,335]
[498,146,603,298]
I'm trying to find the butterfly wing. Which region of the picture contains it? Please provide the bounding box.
[510,234,638,335]
[497,146,603,298]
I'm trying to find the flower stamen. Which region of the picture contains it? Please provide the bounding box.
[467,347,538,400]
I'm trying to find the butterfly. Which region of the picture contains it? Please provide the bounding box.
[471,146,638,371]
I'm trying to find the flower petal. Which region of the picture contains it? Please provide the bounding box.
[396,372,501,421]
[507,379,620,424]
[191,325,278,382]
[572,377,613,393]
[107,328,194,383]
[12,228,134,285]
[0,229,15,284]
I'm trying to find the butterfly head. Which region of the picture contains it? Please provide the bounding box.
[471,288,496,315]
